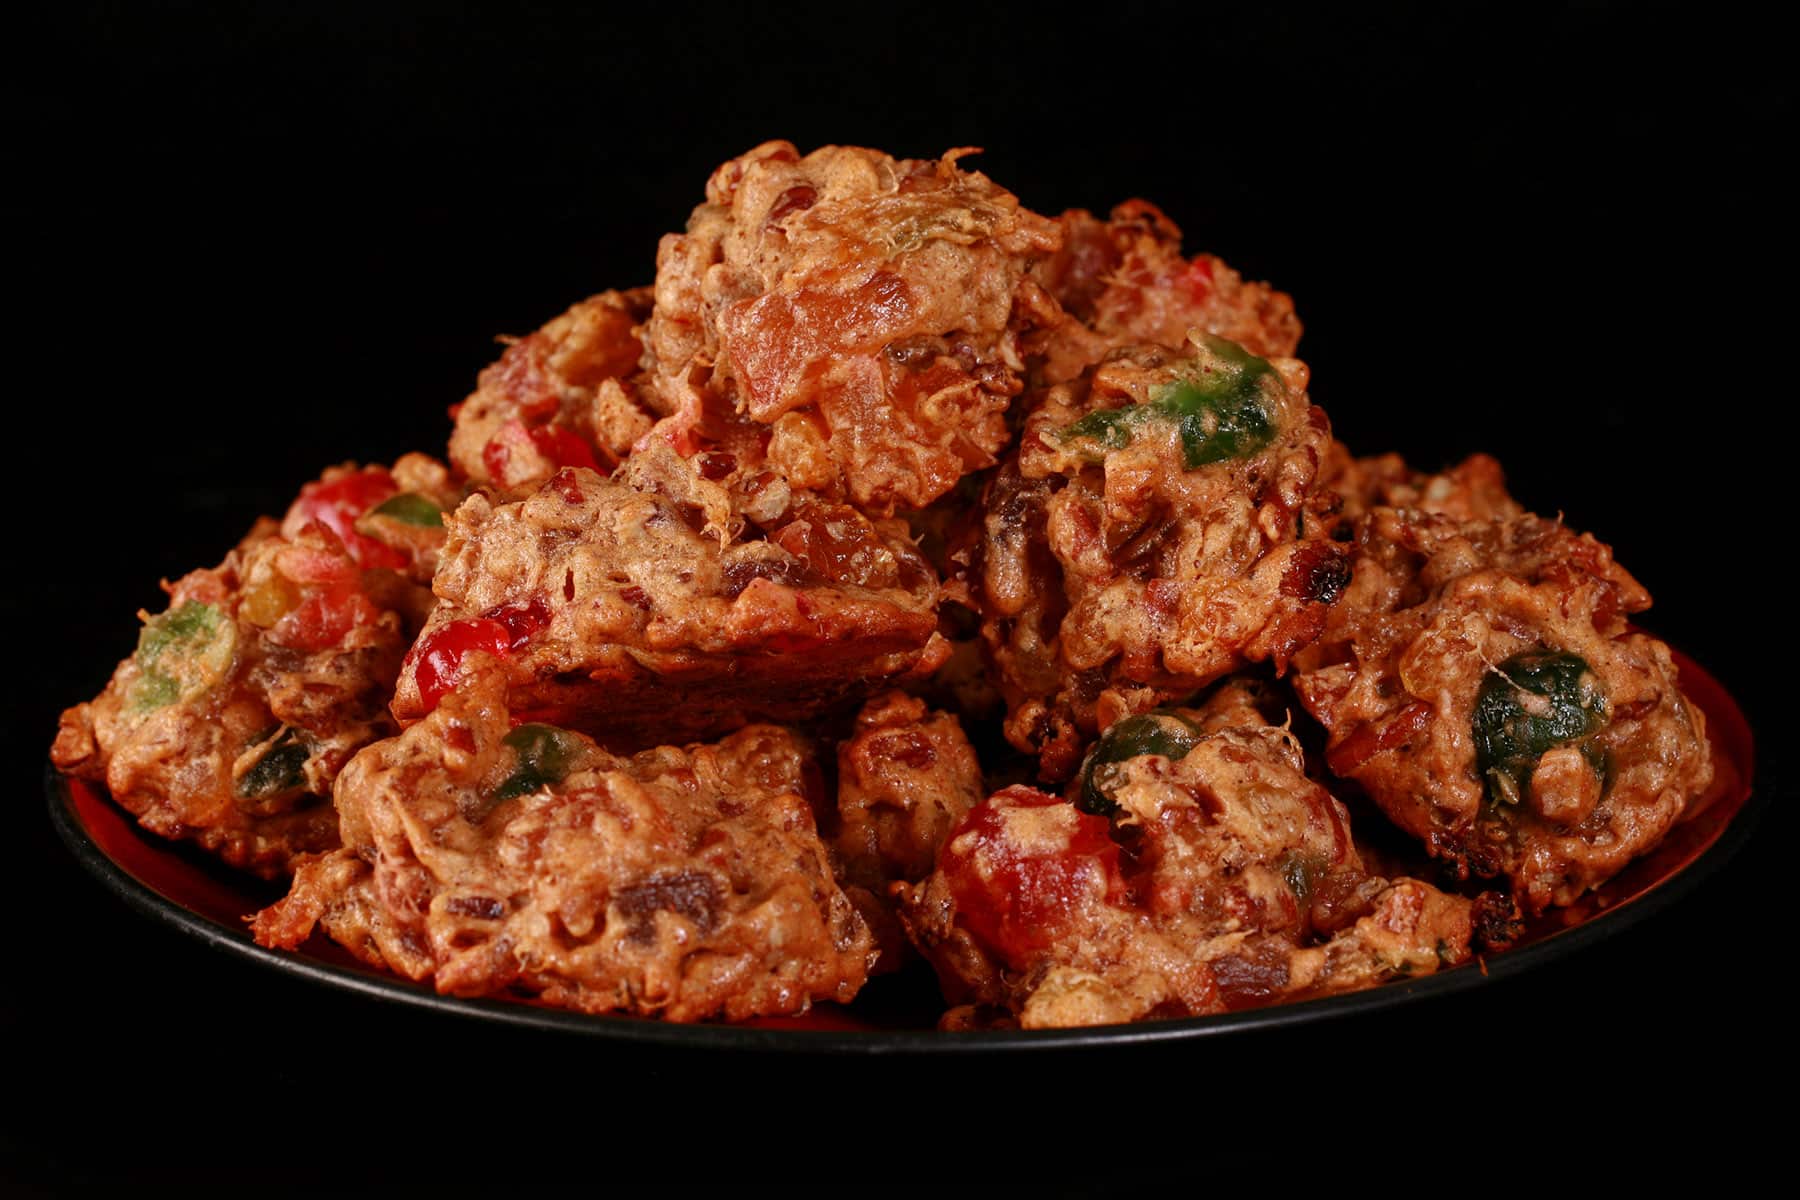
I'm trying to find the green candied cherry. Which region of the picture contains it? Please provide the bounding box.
[1278,849,1327,906]
[1472,649,1609,808]
[1059,333,1280,469]
[127,601,236,712]
[492,723,588,801]
[369,492,445,528]
[1076,710,1205,816]
[238,727,310,799]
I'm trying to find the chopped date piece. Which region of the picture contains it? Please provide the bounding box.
[695,450,737,480]
[445,895,506,921]
[719,555,809,598]
[773,502,909,589]
[615,871,723,942]
[1280,541,1353,605]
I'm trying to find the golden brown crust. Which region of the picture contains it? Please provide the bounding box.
[1291,458,1712,911]
[645,141,1063,514]
[54,537,420,877]
[254,673,874,1022]
[391,464,944,741]
[52,458,452,876]
[831,692,984,969]
[1031,201,1302,384]
[896,681,1473,1028]
[448,289,658,493]
[1315,445,1524,532]
[280,458,462,586]
[56,142,1721,1033]
[979,334,1342,779]
[834,692,985,889]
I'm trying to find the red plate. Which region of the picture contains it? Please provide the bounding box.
[46,647,1757,1051]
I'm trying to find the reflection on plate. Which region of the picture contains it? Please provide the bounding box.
[46,648,1755,1052]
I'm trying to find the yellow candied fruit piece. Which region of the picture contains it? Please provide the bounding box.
[241,572,301,628]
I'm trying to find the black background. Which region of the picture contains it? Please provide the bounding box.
[9,2,1790,1191]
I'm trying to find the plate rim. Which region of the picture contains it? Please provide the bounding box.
[43,643,1763,1053]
